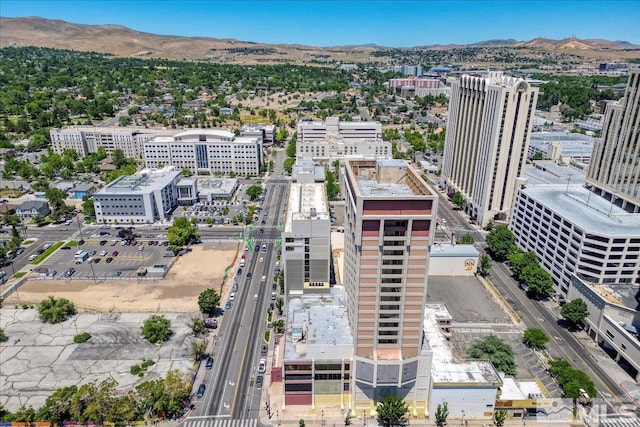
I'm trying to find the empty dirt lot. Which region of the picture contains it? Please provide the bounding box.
[3,242,240,312]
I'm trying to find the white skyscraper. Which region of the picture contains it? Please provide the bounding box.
[442,71,538,226]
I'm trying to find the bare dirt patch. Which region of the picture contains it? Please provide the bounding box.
[4,242,240,313]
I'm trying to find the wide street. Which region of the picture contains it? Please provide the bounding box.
[188,147,289,424]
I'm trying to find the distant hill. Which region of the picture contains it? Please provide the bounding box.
[1,16,639,64]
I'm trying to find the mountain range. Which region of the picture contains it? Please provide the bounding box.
[1,16,639,64]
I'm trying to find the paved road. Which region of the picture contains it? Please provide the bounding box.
[191,152,290,421]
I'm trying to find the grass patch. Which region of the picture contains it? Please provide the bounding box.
[31,241,65,265]
[13,272,26,279]
[66,240,78,247]
[74,332,91,343]
[23,240,35,245]
[264,330,270,343]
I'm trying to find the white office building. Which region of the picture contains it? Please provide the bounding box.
[442,71,539,227]
[282,183,331,294]
[50,126,177,158]
[296,117,389,164]
[143,129,262,176]
[510,183,640,296]
[93,167,182,224]
[240,123,276,145]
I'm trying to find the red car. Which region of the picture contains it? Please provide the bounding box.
[112,251,119,256]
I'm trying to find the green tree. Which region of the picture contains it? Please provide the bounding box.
[376,395,408,427]
[246,185,264,201]
[198,288,221,316]
[477,254,492,277]
[560,298,589,327]
[190,317,207,336]
[0,328,7,342]
[451,191,464,210]
[485,225,516,261]
[434,402,449,427]
[549,359,596,399]
[507,250,538,279]
[522,328,549,349]
[167,217,200,251]
[457,234,474,244]
[32,214,47,227]
[325,170,340,200]
[467,335,516,375]
[190,339,207,361]
[493,409,507,427]
[111,149,127,168]
[520,264,554,298]
[181,168,193,177]
[141,315,172,344]
[37,385,78,423]
[82,196,96,219]
[283,157,295,173]
[38,296,76,324]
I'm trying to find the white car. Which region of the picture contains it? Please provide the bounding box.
[259,257,264,263]
[28,254,38,261]
[100,250,108,256]
[257,358,266,374]
[229,293,235,301]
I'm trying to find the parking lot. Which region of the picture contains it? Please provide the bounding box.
[41,235,173,280]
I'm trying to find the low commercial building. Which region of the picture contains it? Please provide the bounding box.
[195,178,239,202]
[282,183,331,294]
[143,129,263,176]
[176,178,197,206]
[93,167,181,224]
[528,132,594,164]
[567,275,640,381]
[428,244,478,276]
[292,161,325,183]
[15,200,50,219]
[72,183,97,200]
[50,126,177,158]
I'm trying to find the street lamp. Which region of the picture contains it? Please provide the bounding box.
[88,260,98,285]
[277,410,281,427]
[76,214,84,242]
[363,409,366,427]
[322,409,325,427]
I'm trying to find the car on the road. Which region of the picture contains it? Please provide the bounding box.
[112,251,119,256]
[255,375,263,389]
[237,268,242,275]
[257,358,266,374]
[64,268,76,277]
[247,272,252,279]
[205,356,214,370]
[254,245,260,253]
[106,257,113,263]
[196,383,206,398]
[113,271,122,277]
[99,240,107,246]
[259,257,264,263]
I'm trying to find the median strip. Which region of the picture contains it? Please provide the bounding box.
[31,241,65,265]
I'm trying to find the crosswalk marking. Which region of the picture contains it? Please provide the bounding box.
[184,418,258,427]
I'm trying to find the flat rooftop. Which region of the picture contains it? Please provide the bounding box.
[530,132,594,150]
[350,159,434,197]
[430,243,479,257]
[499,377,548,400]
[424,304,502,385]
[195,178,238,196]
[284,184,330,233]
[519,185,640,236]
[97,167,180,195]
[284,286,353,361]
[591,284,640,311]
[523,161,586,186]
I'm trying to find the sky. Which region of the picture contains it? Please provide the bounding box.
[2,0,639,47]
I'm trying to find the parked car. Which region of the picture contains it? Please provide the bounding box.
[100,250,108,256]
[99,240,107,246]
[106,257,113,263]
[113,271,122,277]
[206,356,214,370]
[256,375,263,389]
[257,358,266,374]
[60,246,71,250]
[112,251,119,256]
[64,268,76,277]
[28,254,38,261]
[89,251,97,256]
[196,383,206,398]
[225,301,231,309]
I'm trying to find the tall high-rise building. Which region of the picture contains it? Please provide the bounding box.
[342,159,437,413]
[587,69,640,213]
[442,71,538,226]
